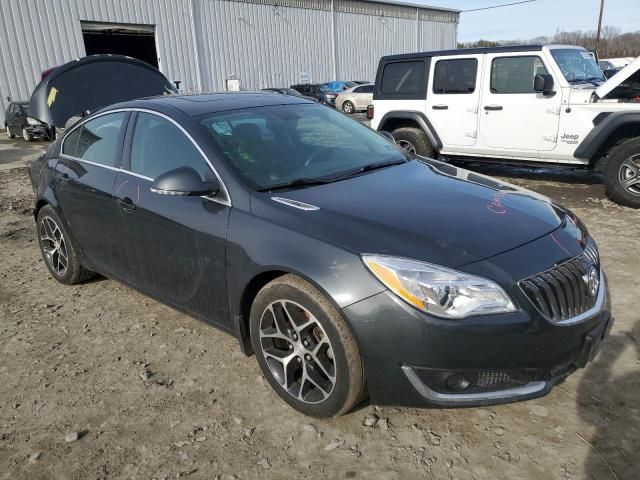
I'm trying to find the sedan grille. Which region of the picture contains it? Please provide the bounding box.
[520,240,600,322]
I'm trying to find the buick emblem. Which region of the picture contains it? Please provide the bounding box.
[585,266,599,297]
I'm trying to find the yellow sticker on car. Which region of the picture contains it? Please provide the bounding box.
[47,87,58,107]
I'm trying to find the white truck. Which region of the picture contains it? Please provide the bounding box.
[369,45,640,208]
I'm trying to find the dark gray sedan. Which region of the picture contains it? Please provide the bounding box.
[30,92,611,417]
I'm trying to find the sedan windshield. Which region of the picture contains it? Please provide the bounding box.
[199,104,408,190]
[550,49,605,84]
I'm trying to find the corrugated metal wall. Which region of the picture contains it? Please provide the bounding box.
[0,0,458,125]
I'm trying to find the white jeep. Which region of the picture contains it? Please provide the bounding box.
[369,45,640,208]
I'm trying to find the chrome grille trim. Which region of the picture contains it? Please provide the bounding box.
[520,239,601,323]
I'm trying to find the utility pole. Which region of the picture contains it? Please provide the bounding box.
[595,0,605,56]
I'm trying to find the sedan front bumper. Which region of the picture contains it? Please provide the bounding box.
[343,272,611,407]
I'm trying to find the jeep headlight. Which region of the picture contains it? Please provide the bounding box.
[363,255,516,319]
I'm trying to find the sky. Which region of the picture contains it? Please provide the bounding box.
[411,0,640,43]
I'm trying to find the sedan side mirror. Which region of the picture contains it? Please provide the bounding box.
[151,167,220,196]
[379,130,396,143]
[533,74,555,95]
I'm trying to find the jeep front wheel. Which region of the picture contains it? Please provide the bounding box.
[391,127,435,158]
[604,137,640,208]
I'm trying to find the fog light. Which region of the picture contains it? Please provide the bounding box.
[445,374,471,391]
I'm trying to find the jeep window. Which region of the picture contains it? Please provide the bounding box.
[380,61,424,95]
[433,58,478,94]
[490,56,549,94]
[550,49,605,85]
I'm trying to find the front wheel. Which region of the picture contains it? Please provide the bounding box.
[22,127,32,142]
[250,275,365,417]
[604,137,640,208]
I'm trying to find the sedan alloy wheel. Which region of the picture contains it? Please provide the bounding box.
[40,216,69,277]
[259,300,336,403]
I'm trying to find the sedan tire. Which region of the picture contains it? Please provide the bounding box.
[37,205,95,284]
[342,101,355,114]
[250,274,365,417]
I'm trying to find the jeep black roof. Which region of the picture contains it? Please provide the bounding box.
[380,44,543,62]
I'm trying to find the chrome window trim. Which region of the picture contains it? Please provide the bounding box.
[59,107,232,207]
[58,154,122,173]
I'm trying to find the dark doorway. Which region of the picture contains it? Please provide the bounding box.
[81,21,158,69]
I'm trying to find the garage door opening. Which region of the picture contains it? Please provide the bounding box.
[81,21,158,69]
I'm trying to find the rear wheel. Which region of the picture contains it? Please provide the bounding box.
[391,127,435,158]
[6,125,15,139]
[37,205,95,284]
[342,101,355,114]
[250,275,365,417]
[22,127,32,142]
[603,137,640,208]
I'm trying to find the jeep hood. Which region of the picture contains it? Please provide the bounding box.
[253,160,568,268]
[596,55,640,99]
[28,55,177,127]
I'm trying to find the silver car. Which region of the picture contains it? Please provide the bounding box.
[335,84,374,114]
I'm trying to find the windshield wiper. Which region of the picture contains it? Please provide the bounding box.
[257,159,407,192]
[258,177,331,192]
[324,159,407,182]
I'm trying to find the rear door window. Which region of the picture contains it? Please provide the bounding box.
[62,112,126,166]
[433,58,478,94]
[380,61,425,95]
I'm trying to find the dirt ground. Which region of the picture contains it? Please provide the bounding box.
[0,135,638,480]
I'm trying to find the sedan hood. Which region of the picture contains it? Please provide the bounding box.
[253,160,567,268]
[28,55,177,127]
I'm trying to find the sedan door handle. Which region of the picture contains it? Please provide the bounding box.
[119,197,136,213]
[432,104,448,110]
[484,105,503,111]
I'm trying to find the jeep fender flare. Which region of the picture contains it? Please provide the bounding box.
[574,111,640,160]
[376,111,442,151]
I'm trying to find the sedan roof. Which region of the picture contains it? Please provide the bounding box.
[109,92,314,117]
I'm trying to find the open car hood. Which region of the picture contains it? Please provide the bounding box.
[596,55,640,99]
[28,55,177,127]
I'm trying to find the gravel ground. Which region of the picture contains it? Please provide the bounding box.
[0,135,638,480]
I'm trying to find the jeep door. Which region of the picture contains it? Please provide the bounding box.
[426,55,482,148]
[478,53,561,154]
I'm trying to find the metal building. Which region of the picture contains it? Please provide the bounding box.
[0,0,459,125]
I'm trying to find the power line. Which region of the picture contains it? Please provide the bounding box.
[462,0,538,13]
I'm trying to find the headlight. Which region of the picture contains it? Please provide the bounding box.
[26,117,41,126]
[362,255,516,319]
